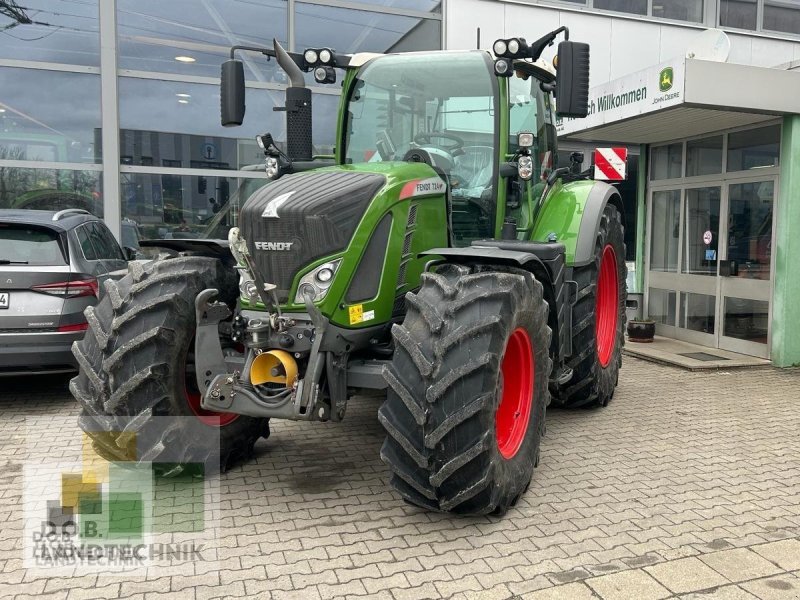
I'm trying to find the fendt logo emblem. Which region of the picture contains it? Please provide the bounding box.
[255,241,294,251]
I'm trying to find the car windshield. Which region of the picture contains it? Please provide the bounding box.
[0,224,67,265]
[344,51,497,172]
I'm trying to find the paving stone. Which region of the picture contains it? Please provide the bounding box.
[751,539,800,571]
[699,548,783,582]
[739,574,800,600]
[586,569,672,600]
[679,585,760,599]
[521,582,595,600]
[645,556,729,594]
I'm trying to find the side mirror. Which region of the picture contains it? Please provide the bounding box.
[220,59,246,126]
[555,41,590,119]
[123,247,138,261]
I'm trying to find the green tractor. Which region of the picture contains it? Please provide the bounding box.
[72,28,627,515]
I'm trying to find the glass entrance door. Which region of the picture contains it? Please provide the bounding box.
[717,180,775,357]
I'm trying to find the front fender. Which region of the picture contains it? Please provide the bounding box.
[531,180,624,267]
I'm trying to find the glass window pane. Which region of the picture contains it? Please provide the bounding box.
[652,0,704,22]
[727,125,780,172]
[686,136,722,177]
[648,288,677,325]
[118,0,287,80]
[650,143,682,180]
[0,167,102,215]
[763,0,800,34]
[0,68,100,164]
[649,190,680,272]
[122,172,269,240]
[720,0,757,29]
[0,0,98,66]
[296,3,441,54]
[76,224,98,261]
[680,292,716,334]
[724,297,768,343]
[0,225,67,265]
[683,187,720,276]
[351,0,442,11]
[594,0,647,15]
[92,222,125,261]
[118,78,340,168]
[727,181,774,280]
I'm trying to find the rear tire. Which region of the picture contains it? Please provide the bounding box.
[380,265,552,515]
[554,203,627,408]
[70,256,268,471]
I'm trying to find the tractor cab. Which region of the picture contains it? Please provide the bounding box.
[340,50,558,246]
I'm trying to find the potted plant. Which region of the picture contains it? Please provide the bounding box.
[627,318,656,343]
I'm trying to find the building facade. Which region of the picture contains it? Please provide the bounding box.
[0,0,442,242]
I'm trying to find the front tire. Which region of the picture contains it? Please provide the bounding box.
[555,203,627,408]
[380,266,552,515]
[70,256,268,471]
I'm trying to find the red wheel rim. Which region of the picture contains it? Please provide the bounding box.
[184,354,238,427]
[495,328,534,460]
[595,244,619,368]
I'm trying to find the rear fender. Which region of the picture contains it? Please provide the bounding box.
[532,180,624,267]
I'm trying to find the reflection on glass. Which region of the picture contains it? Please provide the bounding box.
[724,297,768,344]
[0,167,102,216]
[594,0,647,14]
[727,181,773,280]
[763,1,800,34]
[652,0,704,22]
[0,0,99,66]
[650,143,682,180]
[727,125,780,172]
[296,3,441,53]
[118,78,341,167]
[648,288,677,326]
[0,68,101,164]
[650,190,680,272]
[680,292,716,334]
[683,187,720,276]
[121,172,268,240]
[118,0,287,80]
[720,0,757,29]
[686,135,722,177]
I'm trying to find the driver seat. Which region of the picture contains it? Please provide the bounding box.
[452,145,494,192]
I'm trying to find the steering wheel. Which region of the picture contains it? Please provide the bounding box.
[413,132,465,153]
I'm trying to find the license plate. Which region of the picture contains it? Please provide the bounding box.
[0,292,8,309]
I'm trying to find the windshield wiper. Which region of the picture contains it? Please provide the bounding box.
[0,259,28,264]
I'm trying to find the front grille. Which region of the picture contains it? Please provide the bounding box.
[240,170,386,302]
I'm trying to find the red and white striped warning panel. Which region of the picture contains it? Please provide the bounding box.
[594,148,628,181]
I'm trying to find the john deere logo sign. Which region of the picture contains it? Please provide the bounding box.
[659,67,674,92]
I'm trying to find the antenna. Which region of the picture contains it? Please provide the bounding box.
[477,27,481,50]
[687,28,731,62]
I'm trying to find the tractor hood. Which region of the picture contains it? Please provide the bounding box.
[240,169,387,302]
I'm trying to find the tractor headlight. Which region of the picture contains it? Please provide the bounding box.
[507,38,521,56]
[294,259,342,304]
[518,155,534,180]
[493,39,507,56]
[518,132,534,148]
[318,48,332,64]
[313,66,336,84]
[494,58,513,77]
[303,49,318,65]
[266,156,280,179]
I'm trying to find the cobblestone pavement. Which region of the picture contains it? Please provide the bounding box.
[1,357,800,599]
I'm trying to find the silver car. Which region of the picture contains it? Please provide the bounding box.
[0,209,128,375]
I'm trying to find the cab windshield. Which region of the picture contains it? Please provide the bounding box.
[344,52,498,242]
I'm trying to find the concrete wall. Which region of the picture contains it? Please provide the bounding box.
[446,0,800,87]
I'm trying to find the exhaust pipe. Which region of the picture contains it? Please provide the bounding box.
[274,39,313,161]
